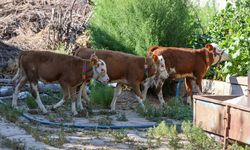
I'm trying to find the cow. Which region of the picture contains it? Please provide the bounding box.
[74,48,169,111]
[143,43,229,104]
[12,51,109,115]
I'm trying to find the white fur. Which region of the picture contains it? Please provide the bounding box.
[110,84,122,111]
[31,83,47,114]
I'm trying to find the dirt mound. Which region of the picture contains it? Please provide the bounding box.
[0,41,21,77]
[0,0,91,51]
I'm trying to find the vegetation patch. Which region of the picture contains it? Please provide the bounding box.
[147,121,222,149]
[0,103,21,123]
[89,0,197,56]
[89,80,114,108]
[137,97,193,121]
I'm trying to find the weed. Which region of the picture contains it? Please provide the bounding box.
[230,142,250,150]
[43,128,67,147]
[162,97,193,121]
[147,121,183,149]
[48,108,72,123]
[21,124,67,148]
[26,96,37,109]
[111,129,128,143]
[0,103,21,123]
[137,97,192,121]
[182,121,222,150]
[97,116,113,126]
[116,112,128,121]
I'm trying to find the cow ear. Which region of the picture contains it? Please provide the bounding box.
[152,54,159,62]
[90,53,98,65]
[205,44,214,51]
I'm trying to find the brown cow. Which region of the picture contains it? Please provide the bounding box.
[12,51,109,115]
[143,43,229,104]
[74,48,169,111]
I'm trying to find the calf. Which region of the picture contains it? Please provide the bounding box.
[12,51,109,115]
[144,43,229,104]
[74,48,169,110]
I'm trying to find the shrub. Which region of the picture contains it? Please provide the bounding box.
[90,80,114,108]
[89,0,197,56]
[207,0,250,78]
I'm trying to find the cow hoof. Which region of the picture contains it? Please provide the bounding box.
[12,104,17,109]
[72,111,78,116]
[51,107,56,111]
[42,110,48,115]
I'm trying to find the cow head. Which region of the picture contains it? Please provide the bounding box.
[205,43,229,65]
[90,53,109,83]
[147,52,169,80]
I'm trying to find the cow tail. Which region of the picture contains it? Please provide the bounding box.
[12,52,24,83]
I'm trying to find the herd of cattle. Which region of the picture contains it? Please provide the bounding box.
[11,43,228,115]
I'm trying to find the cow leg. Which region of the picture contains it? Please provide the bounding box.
[76,84,84,111]
[195,78,203,95]
[110,83,122,111]
[53,84,69,109]
[30,83,48,114]
[70,87,78,116]
[82,83,91,107]
[131,82,145,110]
[12,76,27,108]
[142,78,152,101]
[155,80,165,105]
[184,77,193,105]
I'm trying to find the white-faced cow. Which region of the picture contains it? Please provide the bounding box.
[143,43,229,104]
[74,48,169,111]
[12,51,109,115]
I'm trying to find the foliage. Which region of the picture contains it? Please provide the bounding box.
[162,97,193,120]
[207,0,250,77]
[26,96,38,109]
[116,112,128,121]
[89,0,197,56]
[90,80,114,108]
[111,129,128,143]
[97,116,113,126]
[182,121,222,150]
[137,97,193,121]
[230,142,250,150]
[147,121,182,149]
[0,103,21,123]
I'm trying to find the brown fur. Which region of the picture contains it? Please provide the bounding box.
[75,48,157,99]
[12,50,101,114]
[147,46,215,101]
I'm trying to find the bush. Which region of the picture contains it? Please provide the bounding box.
[89,0,197,55]
[207,0,250,78]
[90,80,114,108]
